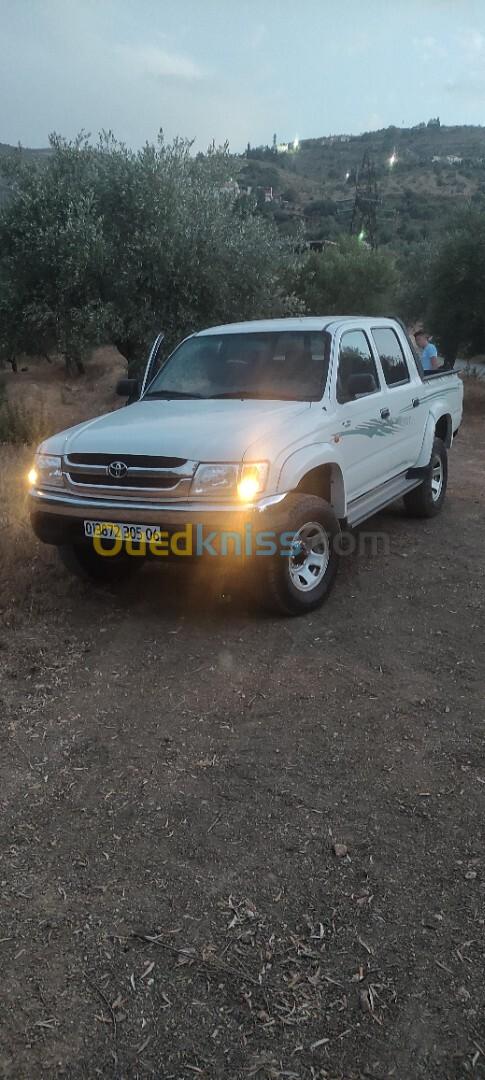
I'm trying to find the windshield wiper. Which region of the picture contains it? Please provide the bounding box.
[208,390,303,400]
[144,390,203,399]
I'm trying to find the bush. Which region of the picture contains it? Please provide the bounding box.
[0,382,51,445]
[293,237,398,315]
[426,210,485,360]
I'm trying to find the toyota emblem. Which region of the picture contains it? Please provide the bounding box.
[108,460,128,479]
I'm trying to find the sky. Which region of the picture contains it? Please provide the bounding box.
[2,0,485,151]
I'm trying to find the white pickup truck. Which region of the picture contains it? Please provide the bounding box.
[29,316,463,615]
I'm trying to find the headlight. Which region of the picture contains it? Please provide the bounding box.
[237,462,268,502]
[191,463,239,497]
[190,461,268,501]
[29,453,64,488]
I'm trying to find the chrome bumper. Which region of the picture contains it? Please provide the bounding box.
[29,487,288,532]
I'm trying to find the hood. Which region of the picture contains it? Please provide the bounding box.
[43,398,311,462]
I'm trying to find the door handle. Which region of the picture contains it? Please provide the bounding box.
[380,408,390,420]
[412,398,420,408]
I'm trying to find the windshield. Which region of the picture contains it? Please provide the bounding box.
[144,331,330,402]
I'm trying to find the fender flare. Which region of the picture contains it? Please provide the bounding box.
[277,445,347,518]
[414,411,452,468]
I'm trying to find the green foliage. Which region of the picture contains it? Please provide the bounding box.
[397,210,485,359]
[293,238,398,316]
[395,244,433,323]
[425,211,485,359]
[303,199,335,218]
[0,134,111,373]
[0,132,301,375]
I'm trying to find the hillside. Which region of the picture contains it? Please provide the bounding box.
[238,121,485,251]
[0,141,52,206]
[2,123,485,249]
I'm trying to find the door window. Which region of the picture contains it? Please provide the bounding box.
[337,330,380,404]
[372,327,410,387]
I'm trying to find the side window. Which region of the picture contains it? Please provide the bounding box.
[372,327,410,387]
[336,330,380,405]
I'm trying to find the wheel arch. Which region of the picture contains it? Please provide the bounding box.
[434,412,452,448]
[414,410,452,468]
[279,455,346,518]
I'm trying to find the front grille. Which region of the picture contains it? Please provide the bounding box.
[70,472,177,489]
[67,453,187,469]
[63,452,197,501]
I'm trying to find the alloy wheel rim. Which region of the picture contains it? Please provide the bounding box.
[431,455,444,502]
[288,521,330,592]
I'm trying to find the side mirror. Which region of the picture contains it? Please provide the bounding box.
[116,377,139,400]
[347,372,377,398]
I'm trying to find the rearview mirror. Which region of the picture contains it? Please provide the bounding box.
[116,377,139,400]
[347,372,377,398]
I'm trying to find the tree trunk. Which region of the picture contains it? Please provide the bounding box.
[65,352,85,376]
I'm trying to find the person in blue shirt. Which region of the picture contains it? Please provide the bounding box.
[414,329,439,372]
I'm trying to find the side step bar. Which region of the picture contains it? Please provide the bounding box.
[346,473,421,528]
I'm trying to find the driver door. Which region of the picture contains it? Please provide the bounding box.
[333,328,396,501]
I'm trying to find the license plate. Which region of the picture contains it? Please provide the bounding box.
[84,520,161,542]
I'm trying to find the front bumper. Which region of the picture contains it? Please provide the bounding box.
[29,487,289,547]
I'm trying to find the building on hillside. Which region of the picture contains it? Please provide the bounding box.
[432,155,463,165]
[320,134,351,146]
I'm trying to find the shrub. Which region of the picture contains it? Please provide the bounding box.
[293,237,398,315]
[0,389,51,445]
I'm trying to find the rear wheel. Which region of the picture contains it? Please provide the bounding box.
[403,437,448,518]
[57,542,141,583]
[260,494,340,616]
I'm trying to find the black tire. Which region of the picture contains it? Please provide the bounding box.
[258,493,340,616]
[403,437,448,518]
[57,542,141,583]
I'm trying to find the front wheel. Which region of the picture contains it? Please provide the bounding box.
[403,437,448,518]
[57,542,141,583]
[260,494,340,616]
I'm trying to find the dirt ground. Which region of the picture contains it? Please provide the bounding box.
[0,414,484,1080]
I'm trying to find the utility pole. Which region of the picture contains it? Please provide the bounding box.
[350,151,380,249]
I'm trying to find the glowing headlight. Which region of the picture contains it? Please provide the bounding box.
[237,462,268,502]
[191,463,239,497]
[29,453,64,488]
[191,461,268,501]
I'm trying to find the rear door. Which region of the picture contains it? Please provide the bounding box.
[370,326,425,469]
[332,328,397,500]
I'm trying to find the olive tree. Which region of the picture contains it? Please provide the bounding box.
[293,237,398,317]
[425,211,485,360]
[0,133,301,375]
[0,137,111,373]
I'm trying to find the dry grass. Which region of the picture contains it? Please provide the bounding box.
[0,346,126,619]
[0,445,53,614]
[0,396,54,445]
